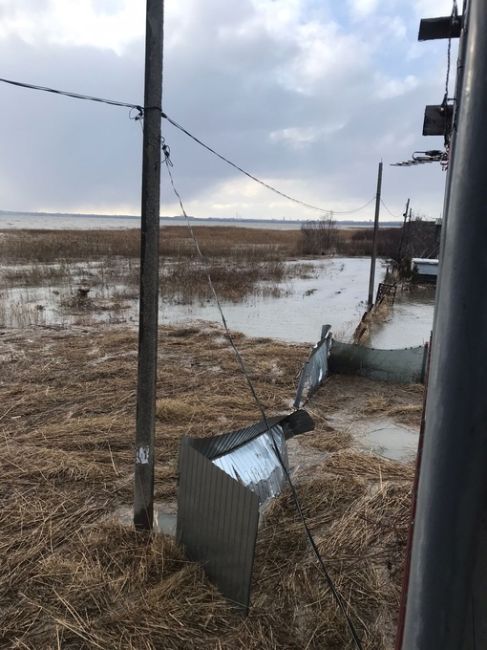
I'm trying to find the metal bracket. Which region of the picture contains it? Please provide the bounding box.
[418,16,462,41]
[423,104,454,137]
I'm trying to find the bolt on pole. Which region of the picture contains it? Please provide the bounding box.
[134,0,164,531]
[367,161,383,309]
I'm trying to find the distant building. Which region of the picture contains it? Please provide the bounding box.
[411,257,439,282]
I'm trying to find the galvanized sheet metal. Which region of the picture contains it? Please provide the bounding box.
[177,410,314,611]
[191,410,314,460]
[294,325,332,408]
[329,340,427,384]
[177,440,260,611]
[212,425,288,503]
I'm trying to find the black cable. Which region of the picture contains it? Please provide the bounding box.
[164,114,375,217]
[0,76,145,113]
[380,199,401,219]
[162,144,364,650]
[0,74,374,218]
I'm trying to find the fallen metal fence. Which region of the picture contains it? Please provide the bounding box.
[294,325,332,408]
[329,340,428,384]
[177,325,426,614]
[177,410,314,612]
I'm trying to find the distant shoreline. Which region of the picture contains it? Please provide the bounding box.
[0,209,401,231]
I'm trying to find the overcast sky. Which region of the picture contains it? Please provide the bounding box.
[0,0,456,220]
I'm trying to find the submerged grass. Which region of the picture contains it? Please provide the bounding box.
[0,228,317,313]
[0,324,417,648]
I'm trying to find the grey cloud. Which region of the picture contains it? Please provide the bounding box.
[0,0,450,218]
[0,0,49,19]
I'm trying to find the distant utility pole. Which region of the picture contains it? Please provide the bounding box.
[367,161,383,309]
[134,0,164,531]
[397,197,410,261]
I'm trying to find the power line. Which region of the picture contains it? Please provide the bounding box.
[0,76,146,112]
[0,75,375,217]
[162,143,364,650]
[380,199,401,219]
[163,114,376,216]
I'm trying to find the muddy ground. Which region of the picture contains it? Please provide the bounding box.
[0,323,422,649]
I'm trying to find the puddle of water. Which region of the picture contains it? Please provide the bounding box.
[114,503,177,536]
[368,286,436,349]
[327,411,419,462]
[355,419,419,461]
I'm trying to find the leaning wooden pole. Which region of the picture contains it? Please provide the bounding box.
[396,197,410,263]
[134,0,164,531]
[367,161,383,309]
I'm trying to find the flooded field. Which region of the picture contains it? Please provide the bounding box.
[160,257,387,342]
[0,256,387,342]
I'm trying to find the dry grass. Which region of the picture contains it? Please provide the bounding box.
[0,227,301,263]
[362,393,423,427]
[0,324,415,649]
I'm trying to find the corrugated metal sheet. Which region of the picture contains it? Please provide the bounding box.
[177,439,259,611]
[212,425,288,503]
[294,325,332,408]
[191,410,314,460]
[329,340,427,384]
[177,411,314,612]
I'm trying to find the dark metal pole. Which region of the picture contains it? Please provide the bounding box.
[367,161,383,308]
[134,0,164,531]
[402,1,487,647]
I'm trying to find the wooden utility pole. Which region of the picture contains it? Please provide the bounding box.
[397,197,410,262]
[367,161,383,309]
[134,0,164,531]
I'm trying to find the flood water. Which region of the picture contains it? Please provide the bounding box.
[0,257,386,342]
[1,255,435,350]
[355,419,419,461]
[368,285,436,349]
[161,257,387,343]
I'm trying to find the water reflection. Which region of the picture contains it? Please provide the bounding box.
[368,285,436,349]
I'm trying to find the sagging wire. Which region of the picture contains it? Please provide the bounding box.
[163,114,376,217]
[2,59,366,650]
[380,199,401,219]
[161,139,364,650]
[0,74,375,218]
[0,76,146,113]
